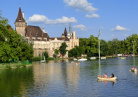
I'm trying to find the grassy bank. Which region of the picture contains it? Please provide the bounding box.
[0,60,32,69]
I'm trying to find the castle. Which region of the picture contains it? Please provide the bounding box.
[15,7,79,57]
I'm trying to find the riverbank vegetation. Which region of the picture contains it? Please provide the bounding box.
[68,34,138,58]
[0,12,33,63]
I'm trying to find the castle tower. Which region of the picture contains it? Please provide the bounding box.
[64,27,67,37]
[15,7,27,36]
[73,30,76,39]
[67,24,72,38]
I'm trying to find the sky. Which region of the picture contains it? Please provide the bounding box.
[1,0,138,41]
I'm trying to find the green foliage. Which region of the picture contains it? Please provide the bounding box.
[68,46,81,58]
[54,49,59,55]
[69,34,138,57]
[44,51,49,59]
[0,11,8,26]
[53,49,59,58]
[0,13,33,63]
[47,57,54,60]
[79,35,99,57]
[20,42,33,60]
[59,42,67,57]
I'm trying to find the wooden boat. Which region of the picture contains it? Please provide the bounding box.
[97,75,117,81]
[129,69,137,73]
[97,79,117,83]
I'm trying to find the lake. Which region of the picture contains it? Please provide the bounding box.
[0,57,138,97]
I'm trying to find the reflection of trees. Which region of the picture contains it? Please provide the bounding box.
[0,67,34,97]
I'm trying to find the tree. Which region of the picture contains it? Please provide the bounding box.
[59,42,67,58]
[20,43,33,60]
[0,11,8,26]
[68,46,81,58]
[54,49,59,58]
[100,39,108,56]
[0,12,33,62]
[44,51,49,59]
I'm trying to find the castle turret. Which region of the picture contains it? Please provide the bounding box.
[62,27,67,37]
[15,7,27,36]
[73,30,76,39]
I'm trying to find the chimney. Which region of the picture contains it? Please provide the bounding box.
[22,12,24,18]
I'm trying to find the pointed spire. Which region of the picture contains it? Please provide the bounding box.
[64,27,67,37]
[15,7,25,22]
[69,23,72,33]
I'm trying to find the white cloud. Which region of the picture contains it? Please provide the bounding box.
[85,13,100,18]
[28,14,46,23]
[112,25,127,31]
[73,24,87,31]
[28,14,77,24]
[64,0,97,13]
[64,0,100,18]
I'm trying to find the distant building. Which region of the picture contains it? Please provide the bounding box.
[15,7,79,57]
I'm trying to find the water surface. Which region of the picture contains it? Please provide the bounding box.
[0,57,138,97]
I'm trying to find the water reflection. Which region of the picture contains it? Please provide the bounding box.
[0,67,34,97]
[99,58,101,75]
[32,61,80,96]
[133,57,135,66]
[0,57,138,96]
[97,79,117,86]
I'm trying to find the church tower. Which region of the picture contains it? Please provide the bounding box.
[15,7,27,36]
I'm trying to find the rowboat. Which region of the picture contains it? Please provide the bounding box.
[97,75,117,81]
[97,79,117,83]
[129,69,137,73]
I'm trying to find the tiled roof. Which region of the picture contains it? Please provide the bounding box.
[25,25,50,41]
[15,7,25,22]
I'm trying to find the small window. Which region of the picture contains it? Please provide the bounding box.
[36,33,38,36]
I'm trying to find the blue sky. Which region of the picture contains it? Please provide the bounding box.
[1,0,138,41]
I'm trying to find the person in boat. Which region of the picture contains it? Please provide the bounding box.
[75,61,78,65]
[131,67,134,70]
[111,73,114,78]
[134,67,137,72]
[104,73,107,78]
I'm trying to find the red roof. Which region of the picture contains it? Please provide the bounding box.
[15,7,25,22]
[25,25,50,41]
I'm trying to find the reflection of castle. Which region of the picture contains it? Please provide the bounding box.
[15,7,79,57]
[32,61,80,93]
